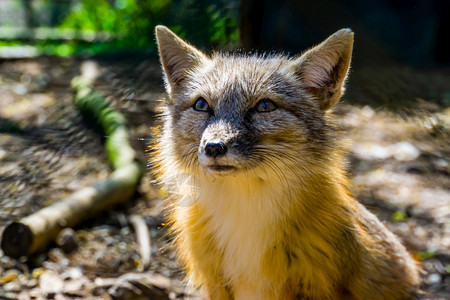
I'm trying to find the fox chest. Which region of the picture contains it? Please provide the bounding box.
[195,184,298,292]
[200,206,339,299]
[184,179,343,298]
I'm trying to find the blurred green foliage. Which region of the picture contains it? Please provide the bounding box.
[0,0,239,57]
[415,250,436,261]
[55,0,239,56]
[391,210,408,222]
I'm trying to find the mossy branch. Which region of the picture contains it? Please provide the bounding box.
[71,76,135,169]
[1,66,144,258]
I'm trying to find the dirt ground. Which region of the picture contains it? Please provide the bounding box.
[0,57,449,299]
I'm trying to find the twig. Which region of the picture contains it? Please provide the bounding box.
[129,215,152,271]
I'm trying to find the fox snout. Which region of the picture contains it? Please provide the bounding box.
[198,119,251,173]
[204,139,228,158]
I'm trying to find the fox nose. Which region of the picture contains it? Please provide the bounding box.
[205,140,228,158]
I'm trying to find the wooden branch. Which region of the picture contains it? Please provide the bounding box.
[72,70,136,169]
[129,215,152,271]
[96,272,172,300]
[1,162,143,258]
[1,64,144,258]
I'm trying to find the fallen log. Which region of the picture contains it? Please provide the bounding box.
[2,162,142,258]
[1,62,144,258]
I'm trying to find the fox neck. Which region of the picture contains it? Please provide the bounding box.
[182,164,353,290]
[192,162,351,217]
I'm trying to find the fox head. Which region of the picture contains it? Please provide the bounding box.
[154,25,353,180]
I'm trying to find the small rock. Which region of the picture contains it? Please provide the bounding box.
[39,270,64,295]
[27,288,42,298]
[32,267,46,279]
[22,277,38,289]
[48,248,69,267]
[56,228,79,253]
[428,273,442,285]
[0,269,19,284]
[389,142,420,161]
[120,226,130,236]
[3,292,19,300]
[0,148,6,160]
[118,242,127,251]
[3,280,21,293]
[12,84,27,95]
[105,237,116,246]
[55,294,67,300]
[61,267,83,280]
[361,105,375,119]
[352,143,390,160]
[42,261,60,272]
[63,277,89,295]
[18,290,36,300]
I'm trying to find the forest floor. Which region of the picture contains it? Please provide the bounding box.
[0,57,449,299]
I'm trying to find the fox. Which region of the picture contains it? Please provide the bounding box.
[152,25,420,300]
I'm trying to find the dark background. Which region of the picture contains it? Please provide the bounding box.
[241,0,450,66]
[1,0,449,66]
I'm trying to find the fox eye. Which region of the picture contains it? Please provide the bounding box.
[193,98,209,112]
[255,98,277,113]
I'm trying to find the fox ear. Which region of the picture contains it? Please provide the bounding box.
[293,29,354,110]
[155,25,207,93]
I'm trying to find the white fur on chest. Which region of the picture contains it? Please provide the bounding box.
[195,173,288,290]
